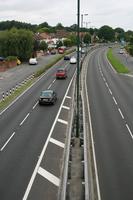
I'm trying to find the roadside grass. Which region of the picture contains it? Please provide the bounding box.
[0,79,34,111]
[0,48,75,111]
[107,48,129,73]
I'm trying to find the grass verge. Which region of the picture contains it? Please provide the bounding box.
[107,48,129,73]
[0,79,35,111]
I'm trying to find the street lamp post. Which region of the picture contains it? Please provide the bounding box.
[76,0,80,138]
[81,14,88,56]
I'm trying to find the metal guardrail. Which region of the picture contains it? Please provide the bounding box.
[58,73,76,200]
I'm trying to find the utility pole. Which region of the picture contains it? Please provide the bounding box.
[76,0,80,138]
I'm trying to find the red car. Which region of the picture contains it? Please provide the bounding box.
[56,68,67,79]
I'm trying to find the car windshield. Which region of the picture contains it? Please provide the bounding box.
[57,69,64,72]
[41,91,53,97]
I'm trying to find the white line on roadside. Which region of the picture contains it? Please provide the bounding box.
[113,96,117,105]
[126,124,133,139]
[50,138,65,148]
[32,102,38,109]
[1,132,15,151]
[118,108,124,119]
[38,167,60,187]
[20,113,30,126]
[57,118,68,125]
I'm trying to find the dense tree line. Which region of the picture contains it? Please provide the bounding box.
[0,20,133,59]
[0,28,34,60]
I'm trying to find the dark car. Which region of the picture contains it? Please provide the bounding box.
[64,55,70,60]
[39,90,57,105]
[0,57,5,61]
[56,68,67,79]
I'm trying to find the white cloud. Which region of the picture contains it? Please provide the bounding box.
[0,0,133,30]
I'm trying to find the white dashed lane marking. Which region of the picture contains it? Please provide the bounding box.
[20,113,30,126]
[32,102,38,109]
[1,132,15,151]
[38,167,60,187]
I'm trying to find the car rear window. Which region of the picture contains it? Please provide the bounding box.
[41,91,52,97]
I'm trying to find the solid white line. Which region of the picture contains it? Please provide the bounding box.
[32,101,38,109]
[113,96,117,105]
[57,118,68,125]
[118,108,124,119]
[23,72,76,200]
[62,105,70,110]
[38,167,60,187]
[20,113,30,126]
[126,124,133,139]
[66,96,71,99]
[85,67,101,200]
[1,132,15,151]
[50,138,65,148]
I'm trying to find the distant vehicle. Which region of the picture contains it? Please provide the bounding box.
[64,55,70,60]
[119,49,124,54]
[0,57,5,61]
[70,56,77,64]
[58,46,66,54]
[51,49,56,55]
[17,58,21,65]
[81,49,85,54]
[56,68,67,79]
[39,90,57,105]
[29,58,38,65]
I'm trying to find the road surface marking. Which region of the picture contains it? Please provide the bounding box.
[113,97,117,105]
[52,79,56,84]
[126,124,133,139]
[1,132,15,151]
[50,138,65,148]
[118,108,124,119]
[109,88,112,95]
[62,105,70,110]
[20,113,30,126]
[38,167,60,186]
[57,118,68,125]
[66,96,71,99]
[32,102,38,109]
[47,83,52,89]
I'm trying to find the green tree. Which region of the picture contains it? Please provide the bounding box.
[83,33,91,44]
[98,25,115,42]
[39,41,48,51]
[0,28,34,60]
[63,38,72,47]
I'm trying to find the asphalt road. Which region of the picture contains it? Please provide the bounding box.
[0,54,63,99]
[86,47,133,200]
[0,56,76,200]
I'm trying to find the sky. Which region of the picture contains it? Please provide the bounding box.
[0,0,133,31]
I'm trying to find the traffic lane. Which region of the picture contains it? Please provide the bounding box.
[99,48,133,137]
[0,57,76,147]
[87,49,133,200]
[0,65,76,200]
[25,78,74,200]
